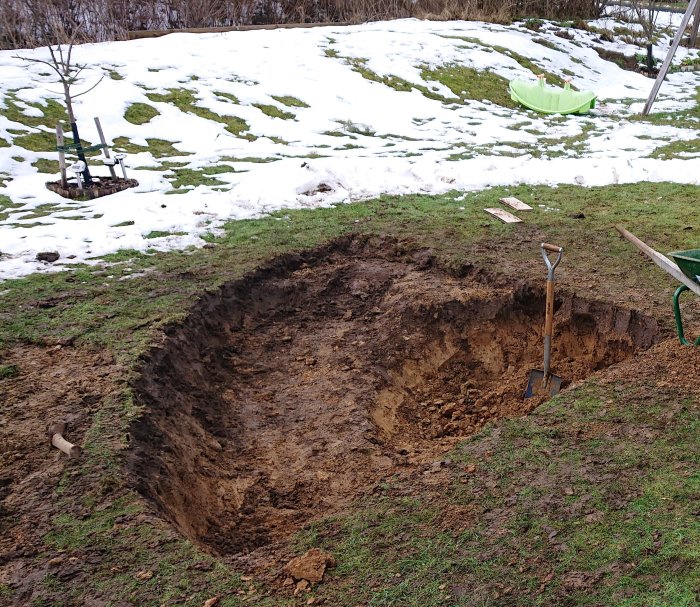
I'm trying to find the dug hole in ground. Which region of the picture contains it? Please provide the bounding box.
[130,235,659,556]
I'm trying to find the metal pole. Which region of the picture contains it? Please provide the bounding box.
[642,0,698,115]
[690,0,700,46]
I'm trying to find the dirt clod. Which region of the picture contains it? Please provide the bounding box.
[284,548,336,584]
[36,251,60,263]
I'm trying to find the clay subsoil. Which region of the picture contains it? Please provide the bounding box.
[130,236,659,556]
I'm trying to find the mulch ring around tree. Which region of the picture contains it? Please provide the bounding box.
[46,176,139,200]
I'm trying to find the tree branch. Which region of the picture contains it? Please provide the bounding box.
[72,75,105,98]
[12,55,64,80]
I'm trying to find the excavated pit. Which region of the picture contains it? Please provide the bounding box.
[130,236,660,556]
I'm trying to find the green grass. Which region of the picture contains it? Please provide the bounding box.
[13,131,59,153]
[0,195,22,221]
[112,137,189,158]
[440,36,571,89]
[347,58,421,96]
[144,230,187,239]
[124,103,160,125]
[253,103,295,120]
[421,64,515,107]
[146,88,254,139]
[634,88,700,129]
[0,364,19,379]
[166,164,235,189]
[4,182,700,605]
[2,91,67,129]
[649,138,700,160]
[0,180,694,360]
[32,158,60,174]
[271,95,309,108]
[215,91,240,103]
[15,203,62,221]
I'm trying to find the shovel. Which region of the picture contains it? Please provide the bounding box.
[525,243,564,399]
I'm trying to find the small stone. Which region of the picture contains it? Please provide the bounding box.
[47,556,64,567]
[135,569,154,581]
[441,403,458,418]
[36,251,60,263]
[294,580,310,595]
[284,548,336,584]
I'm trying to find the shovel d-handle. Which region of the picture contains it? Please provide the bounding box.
[541,243,563,279]
[541,243,563,379]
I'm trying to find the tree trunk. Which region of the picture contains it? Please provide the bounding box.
[646,42,655,72]
[63,81,92,185]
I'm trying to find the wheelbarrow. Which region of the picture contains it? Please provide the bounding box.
[617,226,700,346]
[668,249,700,346]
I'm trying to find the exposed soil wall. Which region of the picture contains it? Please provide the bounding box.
[130,235,659,556]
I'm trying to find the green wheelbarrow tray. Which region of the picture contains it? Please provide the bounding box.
[668,249,700,346]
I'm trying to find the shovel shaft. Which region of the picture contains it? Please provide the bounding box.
[543,279,554,377]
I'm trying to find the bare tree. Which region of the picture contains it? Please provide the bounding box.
[631,0,664,71]
[0,0,612,48]
[16,41,103,184]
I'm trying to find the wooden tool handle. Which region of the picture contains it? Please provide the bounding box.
[544,280,555,339]
[542,243,563,253]
[51,433,82,459]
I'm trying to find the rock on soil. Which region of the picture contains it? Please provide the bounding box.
[283,548,336,584]
[36,251,60,263]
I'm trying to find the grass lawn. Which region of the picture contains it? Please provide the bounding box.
[3,182,700,606]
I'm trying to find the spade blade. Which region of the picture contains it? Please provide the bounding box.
[524,370,562,399]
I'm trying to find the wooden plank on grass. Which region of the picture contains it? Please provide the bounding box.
[484,208,522,224]
[499,196,532,211]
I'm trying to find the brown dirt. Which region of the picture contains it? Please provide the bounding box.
[0,345,125,602]
[130,235,659,556]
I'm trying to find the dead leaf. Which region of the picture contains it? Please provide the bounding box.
[203,597,220,607]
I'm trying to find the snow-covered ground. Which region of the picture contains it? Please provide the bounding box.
[1,15,699,280]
